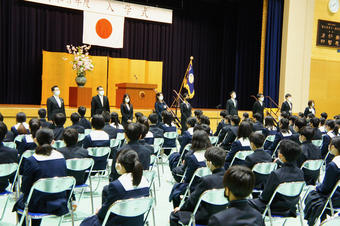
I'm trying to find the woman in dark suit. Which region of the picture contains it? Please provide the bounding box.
[13,128,67,226]
[180,93,192,133]
[304,100,316,117]
[155,92,167,123]
[120,94,133,129]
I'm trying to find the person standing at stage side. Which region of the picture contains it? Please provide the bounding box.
[180,93,192,133]
[226,91,238,116]
[252,93,265,122]
[47,85,65,121]
[155,92,167,123]
[91,86,110,117]
[281,93,293,116]
[120,94,133,128]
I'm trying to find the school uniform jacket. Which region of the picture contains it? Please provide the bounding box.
[208,199,264,226]
[253,121,264,132]
[39,118,52,128]
[120,103,133,128]
[149,125,164,139]
[155,101,167,122]
[217,123,231,144]
[180,102,192,132]
[103,123,117,139]
[79,117,92,130]
[47,96,66,121]
[321,131,336,159]
[214,120,225,136]
[304,107,316,117]
[91,95,110,117]
[161,124,177,148]
[252,101,265,121]
[183,150,206,185]
[53,126,65,141]
[144,131,155,145]
[224,138,251,169]
[262,128,278,150]
[226,98,238,116]
[312,128,323,141]
[66,123,85,134]
[268,131,293,155]
[0,142,18,192]
[281,101,292,115]
[15,134,37,156]
[11,123,30,137]
[179,128,194,154]
[57,145,89,160]
[221,125,238,150]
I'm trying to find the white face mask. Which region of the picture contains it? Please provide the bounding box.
[159,95,163,101]
[125,98,130,103]
[54,90,60,96]
[288,97,292,102]
[98,90,104,96]
[259,97,264,102]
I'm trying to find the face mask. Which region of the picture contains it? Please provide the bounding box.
[233,94,236,99]
[312,103,315,107]
[159,96,163,101]
[259,97,264,102]
[54,90,60,96]
[125,98,130,103]
[98,90,104,96]
[288,97,292,102]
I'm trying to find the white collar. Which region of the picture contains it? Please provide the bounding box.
[89,130,109,141]
[332,155,340,168]
[118,173,149,191]
[53,95,60,99]
[327,131,336,138]
[193,150,206,162]
[14,122,29,130]
[25,134,34,143]
[238,137,250,147]
[281,131,292,137]
[188,127,194,135]
[33,150,64,161]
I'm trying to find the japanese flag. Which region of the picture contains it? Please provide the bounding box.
[83,11,124,48]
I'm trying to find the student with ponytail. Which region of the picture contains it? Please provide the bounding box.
[16,118,40,156]
[11,112,30,138]
[13,128,67,226]
[320,120,337,159]
[81,149,149,226]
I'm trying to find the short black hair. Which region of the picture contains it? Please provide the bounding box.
[96,86,103,91]
[70,113,80,124]
[51,85,58,92]
[0,121,8,141]
[231,115,240,126]
[310,117,320,128]
[29,118,41,138]
[135,112,144,120]
[162,111,173,126]
[229,90,236,96]
[298,112,305,118]
[91,114,105,130]
[38,108,47,118]
[320,117,326,126]
[249,132,265,148]
[279,118,289,132]
[16,112,26,123]
[278,139,301,163]
[321,112,328,119]
[220,110,228,118]
[300,126,314,141]
[308,100,314,107]
[281,112,289,119]
[205,146,226,168]
[199,115,210,126]
[54,113,66,126]
[285,93,292,98]
[191,130,212,151]
[0,113,3,122]
[237,122,252,139]
[78,106,86,117]
[256,93,263,99]
[294,118,307,130]
[138,123,149,139]
[193,124,211,135]
[101,111,111,123]
[186,117,197,128]
[63,128,78,146]
[125,123,142,141]
[223,166,255,199]
[264,116,275,127]
[289,115,298,124]
[253,113,262,122]
[307,113,315,119]
[148,113,158,124]
[243,112,249,119]
[194,109,203,117]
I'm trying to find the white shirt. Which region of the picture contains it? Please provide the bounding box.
[232,98,236,107]
[53,95,61,108]
[126,103,130,111]
[99,95,104,106]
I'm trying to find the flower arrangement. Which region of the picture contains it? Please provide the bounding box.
[66,44,94,76]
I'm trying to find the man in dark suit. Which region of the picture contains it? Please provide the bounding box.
[208,166,264,226]
[170,147,227,226]
[252,93,265,121]
[91,86,110,117]
[180,93,192,133]
[214,110,227,136]
[38,108,52,128]
[102,111,117,139]
[66,113,85,134]
[226,91,238,116]
[253,113,264,132]
[281,93,293,116]
[52,113,66,141]
[78,106,91,129]
[47,85,66,121]
[0,122,18,192]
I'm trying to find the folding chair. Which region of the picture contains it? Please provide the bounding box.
[17,149,36,193]
[229,150,254,167]
[151,138,164,181]
[2,142,16,149]
[263,135,275,148]
[252,162,277,194]
[14,135,25,143]
[0,163,19,221]
[116,132,125,148]
[176,144,192,168]
[300,159,323,190]
[17,176,76,226]
[143,170,157,205]
[271,141,282,158]
[209,136,219,146]
[102,196,154,226]
[52,140,66,149]
[320,213,340,225]
[66,158,94,214]
[179,167,212,207]
[78,133,86,143]
[163,131,178,152]
[179,188,229,226]
[312,139,323,148]
[262,181,306,226]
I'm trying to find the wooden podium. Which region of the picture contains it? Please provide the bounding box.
[69,87,92,108]
[116,83,157,108]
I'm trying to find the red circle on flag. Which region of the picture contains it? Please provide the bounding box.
[95,19,112,39]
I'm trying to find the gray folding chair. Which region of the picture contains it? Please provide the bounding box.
[312,139,323,148]
[52,140,66,149]
[209,136,219,146]
[176,144,192,168]
[263,181,305,226]
[252,162,277,194]
[301,159,323,189]
[66,158,94,214]
[179,167,212,207]
[14,135,25,143]
[229,150,253,167]
[17,176,76,226]
[179,188,229,226]
[116,132,125,148]
[0,163,19,221]
[321,213,340,225]
[78,133,86,143]
[2,142,16,149]
[271,141,282,158]
[17,150,36,193]
[102,196,154,226]
[84,129,92,135]
[143,170,157,205]
[163,131,178,152]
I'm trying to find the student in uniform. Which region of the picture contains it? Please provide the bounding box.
[110,112,124,133]
[82,114,110,149]
[38,108,52,128]
[147,113,164,139]
[11,112,30,138]
[16,118,40,156]
[57,128,88,160]
[66,113,85,134]
[281,93,293,116]
[47,85,65,121]
[160,111,177,155]
[252,113,264,132]
[249,140,304,217]
[101,111,117,139]
[80,150,149,226]
[252,93,265,122]
[78,106,91,130]
[320,119,338,160]
[180,93,192,133]
[178,117,197,154]
[289,115,298,134]
[0,113,14,142]
[310,117,323,140]
[194,109,203,120]
[13,128,67,226]
[120,94,133,129]
[155,92,167,123]
[262,116,278,150]
[170,147,227,226]
[52,113,66,141]
[137,121,154,155]
[214,110,228,136]
[319,117,327,134]
[244,133,273,190]
[290,117,308,144]
[208,166,264,226]
[224,121,252,169]
[296,126,322,185]
[0,121,18,193]
[321,112,328,120]
[91,86,110,117]
[304,100,316,118]
[242,112,250,122]
[226,91,238,116]
[268,118,293,155]
[220,115,240,150]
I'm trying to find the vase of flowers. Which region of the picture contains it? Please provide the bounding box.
[66,44,94,87]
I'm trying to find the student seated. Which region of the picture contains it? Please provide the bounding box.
[110,112,124,134]
[0,113,14,142]
[198,115,212,134]
[290,117,307,144]
[80,150,149,226]
[0,121,18,193]
[135,112,144,122]
[78,106,91,130]
[244,133,272,190]
[147,113,164,140]
[304,137,340,225]
[262,116,278,150]
[217,115,231,144]
[169,147,227,226]
[289,115,298,134]
[296,126,322,185]
[249,140,304,217]
[102,111,117,139]
[320,120,337,160]
[267,118,293,155]
[220,115,240,150]
[137,116,154,146]
[178,117,197,154]
[11,112,30,138]
[252,113,264,132]
[38,108,52,128]
[319,117,327,134]
[214,110,228,136]
[82,114,110,149]
[52,113,66,141]
[138,122,154,155]
[16,118,40,156]
[160,111,177,155]
[58,128,88,160]
[194,109,203,120]
[66,113,85,134]
[13,128,67,226]
[109,123,151,182]
[208,166,264,226]
[224,121,252,169]
[310,117,323,140]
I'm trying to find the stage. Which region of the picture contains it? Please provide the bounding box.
[0,104,252,132]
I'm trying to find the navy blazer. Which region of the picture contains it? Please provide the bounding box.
[217,123,231,144]
[268,131,293,154]
[13,151,68,216]
[57,145,89,160]
[53,126,65,141]
[0,142,18,192]
[149,125,164,139]
[253,121,264,132]
[252,101,265,121]
[224,139,251,169]
[304,107,315,117]
[262,128,278,150]
[321,132,336,159]
[82,130,110,149]
[47,96,66,121]
[312,128,323,141]
[180,168,226,224]
[281,101,292,115]
[11,123,30,138]
[39,118,52,128]
[214,120,225,136]
[103,124,117,139]
[161,124,177,148]
[244,149,273,190]
[120,103,133,128]
[66,123,85,134]
[15,134,37,156]
[180,102,192,132]
[208,199,264,226]
[226,98,238,116]
[91,95,110,117]
[179,128,193,154]
[79,117,91,130]
[3,131,15,142]
[221,126,238,150]
[183,150,206,185]
[155,101,167,122]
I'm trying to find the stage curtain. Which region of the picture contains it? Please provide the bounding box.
[0,0,263,110]
[263,0,284,105]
